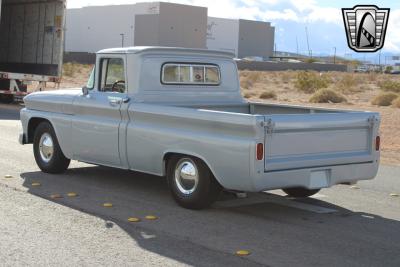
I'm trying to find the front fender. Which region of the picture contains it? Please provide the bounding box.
[20,109,73,159]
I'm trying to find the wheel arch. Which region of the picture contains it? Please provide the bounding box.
[162,151,223,187]
[27,117,52,143]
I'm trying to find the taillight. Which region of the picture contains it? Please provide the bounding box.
[256,143,264,160]
[375,136,380,151]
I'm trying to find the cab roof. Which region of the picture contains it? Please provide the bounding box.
[97,46,235,58]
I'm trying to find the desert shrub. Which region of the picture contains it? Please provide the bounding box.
[379,80,400,93]
[247,71,261,82]
[384,66,393,74]
[336,73,365,94]
[259,90,277,99]
[240,71,262,89]
[243,92,254,98]
[63,63,94,78]
[309,89,347,103]
[295,71,330,93]
[304,58,318,63]
[280,71,295,83]
[392,97,400,108]
[366,72,378,82]
[371,92,399,106]
[62,62,80,77]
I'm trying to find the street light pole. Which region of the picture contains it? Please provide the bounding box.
[333,47,336,64]
[120,33,125,47]
[379,50,381,66]
[305,26,311,57]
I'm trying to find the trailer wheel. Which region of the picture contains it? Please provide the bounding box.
[0,94,14,104]
[33,121,70,173]
[282,187,320,198]
[167,155,222,209]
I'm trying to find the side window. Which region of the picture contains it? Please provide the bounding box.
[86,67,95,89]
[161,63,221,85]
[99,58,125,93]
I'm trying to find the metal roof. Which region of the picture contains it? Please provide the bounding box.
[97,46,235,58]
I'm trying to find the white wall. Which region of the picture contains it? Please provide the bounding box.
[206,17,239,56]
[65,2,159,53]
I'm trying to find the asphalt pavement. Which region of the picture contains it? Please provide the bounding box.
[0,103,399,266]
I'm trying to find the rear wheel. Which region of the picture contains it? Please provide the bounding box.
[282,187,320,198]
[167,155,222,209]
[33,121,70,173]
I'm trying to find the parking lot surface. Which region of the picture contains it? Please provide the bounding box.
[1,104,399,266]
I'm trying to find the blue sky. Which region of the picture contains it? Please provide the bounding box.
[68,0,400,62]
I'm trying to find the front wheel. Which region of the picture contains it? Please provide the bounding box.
[33,121,70,174]
[167,156,222,209]
[282,187,320,198]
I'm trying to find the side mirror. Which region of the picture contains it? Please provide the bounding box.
[82,86,89,96]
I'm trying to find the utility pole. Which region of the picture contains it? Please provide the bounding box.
[120,33,125,47]
[379,50,382,72]
[333,47,336,64]
[296,36,299,55]
[305,26,311,57]
[274,43,277,57]
[131,26,134,46]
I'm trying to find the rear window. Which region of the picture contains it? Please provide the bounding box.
[162,63,221,85]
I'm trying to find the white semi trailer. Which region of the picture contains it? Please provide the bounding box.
[0,0,65,103]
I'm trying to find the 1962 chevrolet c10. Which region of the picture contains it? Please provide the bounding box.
[19,47,381,209]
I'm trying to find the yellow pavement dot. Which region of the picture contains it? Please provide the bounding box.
[236,250,251,256]
[145,215,158,220]
[350,185,360,189]
[103,203,113,207]
[67,192,78,197]
[50,194,62,199]
[128,217,141,222]
[4,174,13,178]
[31,182,41,187]
[390,193,399,197]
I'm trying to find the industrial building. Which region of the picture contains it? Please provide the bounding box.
[65,2,275,59]
[207,17,275,58]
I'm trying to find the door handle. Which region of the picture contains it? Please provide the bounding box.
[108,96,130,106]
[109,98,121,105]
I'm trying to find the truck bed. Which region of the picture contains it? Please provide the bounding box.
[184,102,380,173]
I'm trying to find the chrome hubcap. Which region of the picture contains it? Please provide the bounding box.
[39,133,54,163]
[174,159,199,195]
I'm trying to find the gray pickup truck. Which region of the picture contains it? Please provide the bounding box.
[19,47,381,209]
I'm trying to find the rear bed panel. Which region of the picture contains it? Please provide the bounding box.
[263,112,380,172]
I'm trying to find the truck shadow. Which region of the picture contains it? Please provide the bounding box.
[20,166,400,266]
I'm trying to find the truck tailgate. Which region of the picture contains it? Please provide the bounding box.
[263,112,380,172]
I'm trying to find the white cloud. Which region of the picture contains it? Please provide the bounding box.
[384,9,400,52]
[305,6,342,24]
[290,0,315,12]
[261,9,299,21]
[288,0,342,24]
